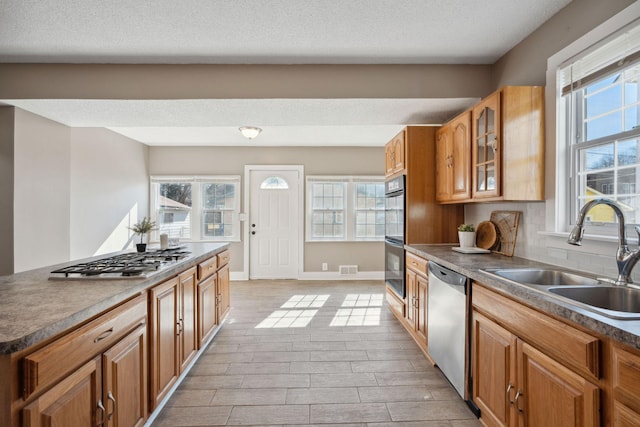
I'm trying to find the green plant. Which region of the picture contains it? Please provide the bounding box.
[458,223,475,232]
[129,217,157,243]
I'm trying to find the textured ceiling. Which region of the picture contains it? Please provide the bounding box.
[0,0,571,146]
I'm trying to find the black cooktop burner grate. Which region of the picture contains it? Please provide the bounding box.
[50,247,192,279]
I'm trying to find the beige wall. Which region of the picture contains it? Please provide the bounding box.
[0,108,14,275]
[463,0,637,278]
[149,145,384,274]
[13,108,71,272]
[491,0,634,88]
[70,128,149,259]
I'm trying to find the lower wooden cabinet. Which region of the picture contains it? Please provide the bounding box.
[178,267,198,372]
[472,284,600,427]
[216,263,230,323]
[197,273,219,349]
[23,322,148,427]
[402,252,429,352]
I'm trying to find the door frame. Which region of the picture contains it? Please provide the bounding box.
[243,165,305,280]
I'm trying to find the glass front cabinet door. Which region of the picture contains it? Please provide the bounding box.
[472,91,501,199]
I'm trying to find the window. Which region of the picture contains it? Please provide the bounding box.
[306,176,384,242]
[151,176,241,242]
[559,19,640,235]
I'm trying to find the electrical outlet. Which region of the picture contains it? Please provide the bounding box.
[322,262,328,271]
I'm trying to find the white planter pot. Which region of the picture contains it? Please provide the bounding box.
[458,231,476,248]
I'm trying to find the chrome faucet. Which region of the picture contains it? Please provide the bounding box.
[567,198,640,286]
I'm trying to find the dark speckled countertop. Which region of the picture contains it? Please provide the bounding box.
[406,244,640,350]
[0,242,229,355]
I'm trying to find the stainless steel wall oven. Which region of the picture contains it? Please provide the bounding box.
[385,175,405,297]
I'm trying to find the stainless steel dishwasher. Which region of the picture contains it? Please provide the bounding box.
[427,261,468,398]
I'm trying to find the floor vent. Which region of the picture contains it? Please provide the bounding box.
[339,265,358,275]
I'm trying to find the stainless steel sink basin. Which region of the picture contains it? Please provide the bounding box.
[548,286,640,319]
[483,268,601,287]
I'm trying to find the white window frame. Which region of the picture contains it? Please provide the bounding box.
[306,175,385,242]
[552,8,640,239]
[150,175,241,242]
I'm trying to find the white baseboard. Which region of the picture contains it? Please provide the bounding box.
[230,271,384,281]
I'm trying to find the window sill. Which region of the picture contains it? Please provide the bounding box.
[538,231,639,245]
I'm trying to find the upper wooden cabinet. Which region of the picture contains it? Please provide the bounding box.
[472,86,545,201]
[385,130,406,177]
[436,86,544,203]
[436,110,471,202]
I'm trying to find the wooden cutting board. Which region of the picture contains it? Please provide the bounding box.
[490,211,521,256]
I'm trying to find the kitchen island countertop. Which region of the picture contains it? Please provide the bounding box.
[406,244,640,349]
[0,242,228,354]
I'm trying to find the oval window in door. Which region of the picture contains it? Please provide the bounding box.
[260,176,289,189]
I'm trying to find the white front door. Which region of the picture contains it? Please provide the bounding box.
[249,168,300,279]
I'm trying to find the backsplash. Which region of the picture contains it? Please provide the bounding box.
[464,201,640,283]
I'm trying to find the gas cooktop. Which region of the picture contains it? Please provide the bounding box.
[49,247,192,280]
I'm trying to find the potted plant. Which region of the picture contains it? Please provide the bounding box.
[129,217,157,252]
[457,223,476,248]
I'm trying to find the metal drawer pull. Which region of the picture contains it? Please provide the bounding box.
[507,383,514,405]
[93,327,114,343]
[97,399,106,427]
[514,389,524,413]
[107,391,116,420]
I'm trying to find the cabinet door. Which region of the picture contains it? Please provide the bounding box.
[472,310,516,427]
[23,358,101,427]
[393,132,405,173]
[385,143,395,176]
[149,277,180,409]
[472,91,501,199]
[102,323,148,427]
[415,273,428,344]
[613,401,640,427]
[405,268,417,326]
[198,273,218,348]
[518,341,599,427]
[217,264,231,323]
[450,111,471,201]
[435,124,452,202]
[179,267,198,372]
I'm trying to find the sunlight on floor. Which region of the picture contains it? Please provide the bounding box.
[330,293,384,326]
[280,294,330,308]
[255,309,319,328]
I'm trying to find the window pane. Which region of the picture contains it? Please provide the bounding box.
[585,111,623,141]
[158,183,192,239]
[625,106,639,131]
[585,85,622,118]
[583,143,614,171]
[354,182,385,239]
[586,170,614,194]
[618,139,639,166]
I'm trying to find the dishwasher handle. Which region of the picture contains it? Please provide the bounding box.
[428,261,467,293]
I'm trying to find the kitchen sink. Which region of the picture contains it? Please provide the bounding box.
[548,286,640,319]
[482,268,601,287]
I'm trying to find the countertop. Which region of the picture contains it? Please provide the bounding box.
[406,244,640,349]
[0,242,229,355]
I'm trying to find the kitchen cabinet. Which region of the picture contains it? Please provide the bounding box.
[196,250,230,348]
[471,86,544,201]
[436,110,471,202]
[217,262,230,323]
[612,344,640,426]
[472,283,600,427]
[149,265,202,408]
[385,129,405,177]
[22,295,148,427]
[149,276,180,408]
[405,252,428,349]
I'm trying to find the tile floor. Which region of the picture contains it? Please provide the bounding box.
[152,280,481,426]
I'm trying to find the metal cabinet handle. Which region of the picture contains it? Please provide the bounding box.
[93,327,114,343]
[177,319,183,335]
[97,399,106,427]
[506,383,514,405]
[107,391,116,421]
[514,389,524,413]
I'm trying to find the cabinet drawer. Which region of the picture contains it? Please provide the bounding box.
[472,283,600,380]
[23,294,147,399]
[406,252,428,276]
[217,250,230,268]
[198,256,218,281]
[612,344,640,412]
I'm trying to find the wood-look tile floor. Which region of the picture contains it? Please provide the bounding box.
[152,280,481,426]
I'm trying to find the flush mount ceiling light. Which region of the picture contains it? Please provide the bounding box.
[239,126,262,139]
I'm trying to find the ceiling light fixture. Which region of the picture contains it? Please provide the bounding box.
[239,126,262,139]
